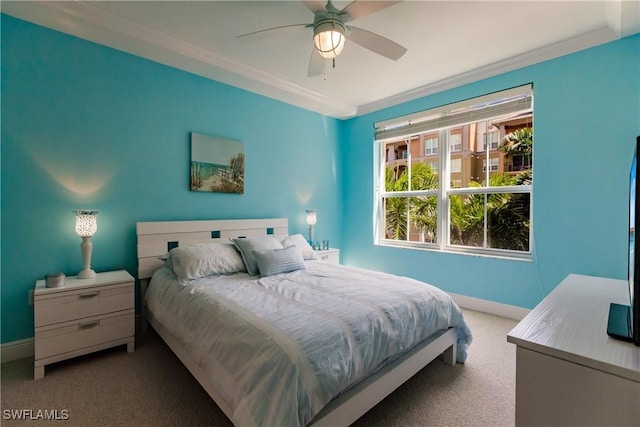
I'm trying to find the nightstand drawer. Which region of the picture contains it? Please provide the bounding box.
[35,282,133,327]
[35,310,134,360]
[315,249,340,264]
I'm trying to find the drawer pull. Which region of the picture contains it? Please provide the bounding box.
[78,292,99,299]
[78,321,99,330]
[321,255,329,260]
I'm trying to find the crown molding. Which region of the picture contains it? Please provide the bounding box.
[1,1,358,118]
[2,1,635,120]
[356,26,618,117]
[605,0,640,38]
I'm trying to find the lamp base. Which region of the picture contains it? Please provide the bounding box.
[77,269,96,279]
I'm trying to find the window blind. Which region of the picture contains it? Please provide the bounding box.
[374,84,533,141]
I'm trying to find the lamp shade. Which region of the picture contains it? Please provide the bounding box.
[306,209,317,226]
[74,210,98,237]
[313,21,345,59]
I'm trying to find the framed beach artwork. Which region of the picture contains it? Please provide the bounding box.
[190,132,244,194]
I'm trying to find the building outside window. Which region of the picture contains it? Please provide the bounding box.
[425,137,438,155]
[374,85,533,257]
[450,133,462,152]
[483,130,500,151]
[483,157,499,172]
[451,158,462,173]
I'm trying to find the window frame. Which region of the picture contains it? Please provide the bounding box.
[450,133,462,152]
[374,85,533,260]
[483,130,500,151]
[482,157,499,172]
[424,137,438,156]
[450,157,462,173]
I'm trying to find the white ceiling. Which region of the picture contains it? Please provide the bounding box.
[3,1,639,118]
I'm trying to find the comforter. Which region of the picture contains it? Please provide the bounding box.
[146,261,472,427]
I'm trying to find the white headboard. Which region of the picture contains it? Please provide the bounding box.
[136,218,289,280]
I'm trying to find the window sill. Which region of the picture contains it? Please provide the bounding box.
[375,240,533,262]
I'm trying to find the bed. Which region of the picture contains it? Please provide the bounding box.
[136,218,472,427]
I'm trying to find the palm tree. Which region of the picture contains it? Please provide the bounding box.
[384,167,408,240]
[500,127,533,172]
[407,163,439,240]
[449,173,530,249]
[384,197,408,240]
[385,161,531,250]
[500,128,532,155]
[449,183,485,247]
[487,170,531,250]
[384,163,438,240]
[410,196,438,242]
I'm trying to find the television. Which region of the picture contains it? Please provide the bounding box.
[607,135,640,346]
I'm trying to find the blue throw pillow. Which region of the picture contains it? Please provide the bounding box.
[231,236,283,276]
[253,246,306,277]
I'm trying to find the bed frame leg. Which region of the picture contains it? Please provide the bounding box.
[440,343,456,366]
[139,278,149,333]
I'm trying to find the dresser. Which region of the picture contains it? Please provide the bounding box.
[34,270,135,379]
[507,274,640,426]
[315,248,340,264]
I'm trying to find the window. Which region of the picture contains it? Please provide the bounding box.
[483,157,499,172]
[450,133,462,152]
[511,153,531,171]
[374,85,533,257]
[425,137,438,155]
[450,158,462,173]
[483,130,499,151]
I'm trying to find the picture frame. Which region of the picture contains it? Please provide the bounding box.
[190,132,244,194]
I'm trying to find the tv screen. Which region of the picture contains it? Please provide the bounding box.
[631,144,637,338]
[607,135,640,346]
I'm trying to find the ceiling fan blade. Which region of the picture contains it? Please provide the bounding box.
[340,1,402,22]
[347,25,407,60]
[301,0,327,14]
[307,46,324,77]
[236,24,310,39]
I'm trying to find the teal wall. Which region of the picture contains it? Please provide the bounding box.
[340,34,640,309]
[2,13,639,345]
[1,15,342,343]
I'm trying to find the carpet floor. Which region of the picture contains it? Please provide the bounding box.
[1,309,518,426]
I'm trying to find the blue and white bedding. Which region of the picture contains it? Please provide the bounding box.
[146,261,472,427]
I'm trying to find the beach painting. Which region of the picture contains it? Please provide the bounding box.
[190,132,244,194]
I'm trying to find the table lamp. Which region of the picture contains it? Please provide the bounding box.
[74,210,98,279]
[306,209,317,244]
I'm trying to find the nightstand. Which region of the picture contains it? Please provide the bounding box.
[315,248,340,264]
[34,270,135,379]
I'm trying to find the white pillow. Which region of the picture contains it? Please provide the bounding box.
[253,246,306,277]
[166,243,246,286]
[281,234,320,260]
[231,236,284,276]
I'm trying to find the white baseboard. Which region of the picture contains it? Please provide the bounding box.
[1,337,34,363]
[1,315,146,364]
[450,293,530,321]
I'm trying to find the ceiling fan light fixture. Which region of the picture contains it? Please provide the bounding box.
[313,20,346,59]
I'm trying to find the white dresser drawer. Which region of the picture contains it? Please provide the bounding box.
[34,282,133,327]
[35,310,134,360]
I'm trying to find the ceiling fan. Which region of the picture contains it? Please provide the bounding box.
[236,1,407,77]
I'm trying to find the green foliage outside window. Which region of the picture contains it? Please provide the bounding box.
[384,162,531,251]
